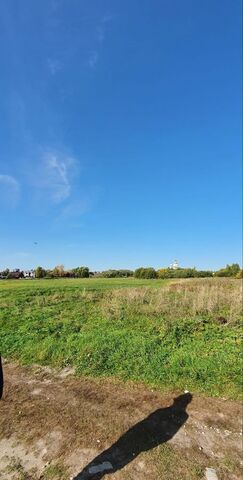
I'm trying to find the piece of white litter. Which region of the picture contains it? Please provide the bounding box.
[205,467,218,480]
[184,390,189,393]
[89,462,113,475]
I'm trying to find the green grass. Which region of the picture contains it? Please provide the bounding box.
[0,277,241,398]
[41,463,68,479]
[0,277,168,290]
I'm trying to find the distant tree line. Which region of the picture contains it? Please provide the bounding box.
[0,263,242,280]
[156,268,213,279]
[32,267,133,279]
[35,265,90,278]
[99,269,134,278]
[213,263,241,278]
[0,265,90,279]
[134,264,242,279]
[134,267,158,279]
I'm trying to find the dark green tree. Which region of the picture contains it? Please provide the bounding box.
[134,267,157,279]
[215,264,240,277]
[72,267,89,278]
[35,266,46,278]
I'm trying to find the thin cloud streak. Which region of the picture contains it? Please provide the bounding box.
[43,151,78,203]
[30,150,80,205]
[0,174,19,189]
[53,199,89,228]
[88,13,113,69]
[0,174,20,207]
[88,51,99,69]
[12,251,32,258]
[97,13,113,44]
[47,58,63,75]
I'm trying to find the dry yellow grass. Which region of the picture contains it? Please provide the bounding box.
[100,278,242,323]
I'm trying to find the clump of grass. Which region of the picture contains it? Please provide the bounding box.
[41,463,68,479]
[0,278,241,398]
[5,458,34,479]
[150,444,205,480]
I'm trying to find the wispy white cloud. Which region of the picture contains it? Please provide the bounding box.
[88,13,113,69]
[0,174,20,207]
[46,11,114,72]
[12,251,32,258]
[51,0,60,12]
[44,151,77,202]
[6,92,32,144]
[60,200,89,218]
[34,150,79,203]
[0,174,19,189]
[54,199,89,227]
[102,14,114,23]
[97,14,113,44]
[88,51,99,69]
[97,27,105,44]
[47,58,63,75]
[52,186,102,229]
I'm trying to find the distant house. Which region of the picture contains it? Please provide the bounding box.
[0,268,36,279]
[8,270,24,279]
[23,270,35,279]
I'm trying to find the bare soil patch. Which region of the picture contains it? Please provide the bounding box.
[0,362,242,479]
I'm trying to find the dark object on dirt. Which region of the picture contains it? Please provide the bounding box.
[73,392,192,479]
[217,316,228,325]
[0,356,3,399]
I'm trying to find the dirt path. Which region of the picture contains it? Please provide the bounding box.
[0,362,242,479]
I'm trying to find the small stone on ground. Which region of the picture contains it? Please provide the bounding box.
[205,467,218,480]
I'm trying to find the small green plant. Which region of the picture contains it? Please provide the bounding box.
[42,463,68,479]
[6,458,33,479]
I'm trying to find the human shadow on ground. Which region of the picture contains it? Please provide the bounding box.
[73,392,192,479]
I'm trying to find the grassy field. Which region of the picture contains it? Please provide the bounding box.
[0,277,169,290]
[0,277,241,398]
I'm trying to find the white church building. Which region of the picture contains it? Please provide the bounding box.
[170,260,179,270]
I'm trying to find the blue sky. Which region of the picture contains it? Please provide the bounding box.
[0,0,242,271]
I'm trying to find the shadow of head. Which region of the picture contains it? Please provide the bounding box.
[172,392,193,410]
[72,392,193,480]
